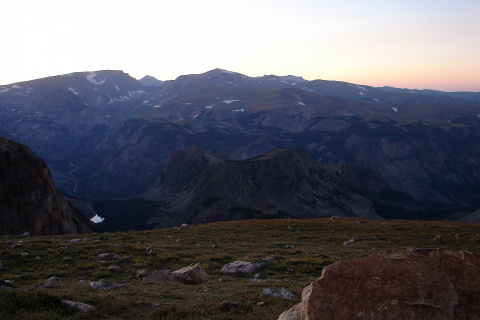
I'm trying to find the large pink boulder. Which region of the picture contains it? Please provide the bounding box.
[279,248,480,320]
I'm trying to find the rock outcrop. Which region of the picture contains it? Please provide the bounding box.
[279,248,480,320]
[0,137,95,235]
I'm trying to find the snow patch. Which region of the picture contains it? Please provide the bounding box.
[205,105,213,109]
[359,91,364,95]
[356,85,367,91]
[0,88,10,93]
[232,109,245,112]
[143,100,149,104]
[115,85,120,90]
[223,99,239,104]
[392,107,398,113]
[221,70,234,74]
[153,105,162,108]
[68,88,79,95]
[86,72,106,85]
[373,98,380,103]
[90,214,105,224]
[297,102,305,106]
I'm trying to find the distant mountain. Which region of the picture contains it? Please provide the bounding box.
[1,68,479,228]
[0,137,94,235]
[140,147,420,228]
[139,75,164,87]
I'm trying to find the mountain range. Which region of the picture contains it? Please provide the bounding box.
[1,69,479,230]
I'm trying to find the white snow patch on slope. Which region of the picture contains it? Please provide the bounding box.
[90,214,105,224]
[223,99,239,104]
[0,88,10,93]
[221,70,234,74]
[297,102,305,106]
[205,105,213,109]
[392,107,398,112]
[359,91,364,95]
[68,88,79,95]
[232,109,245,112]
[115,85,120,90]
[86,72,106,85]
[12,84,22,89]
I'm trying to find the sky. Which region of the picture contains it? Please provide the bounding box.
[1,0,479,91]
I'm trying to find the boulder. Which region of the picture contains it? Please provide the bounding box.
[31,276,61,289]
[172,263,210,284]
[90,279,126,291]
[61,299,96,313]
[97,253,120,261]
[221,256,274,274]
[143,270,173,283]
[278,248,480,320]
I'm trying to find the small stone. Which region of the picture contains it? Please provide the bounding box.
[343,239,356,245]
[222,256,275,274]
[136,270,149,279]
[98,253,120,261]
[10,243,22,249]
[257,301,265,306]
[36,256,41,260]
[108,266,120,272]
[22,232,30,238]
[283,245,295,249]
[90,279,126,291]
[262,287,295,300]
[212,244,218,248]
[21,252,28,258]
[61,299,96,313]
[31,276,61,289]
[70,239,80,243]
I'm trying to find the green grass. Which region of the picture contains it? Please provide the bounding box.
[1,218,479,319]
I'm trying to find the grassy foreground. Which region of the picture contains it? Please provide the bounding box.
[1,218,479,319]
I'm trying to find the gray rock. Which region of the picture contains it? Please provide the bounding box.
[97,253,120,261]
[221,256,275,274]
[172,263,211,284]
[262,287,295,300]
[61,299,96,313]
[90,279,126,291]
[22,232,30,238]
[21,252,28,258]
[143,270,173,283]
[108,266,120,272]
[343,238,356,245]
[31,276,61,289]
[136,270,149,279]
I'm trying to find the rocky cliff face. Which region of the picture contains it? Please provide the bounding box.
[143,147,419,227]
[0,137,94,235]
